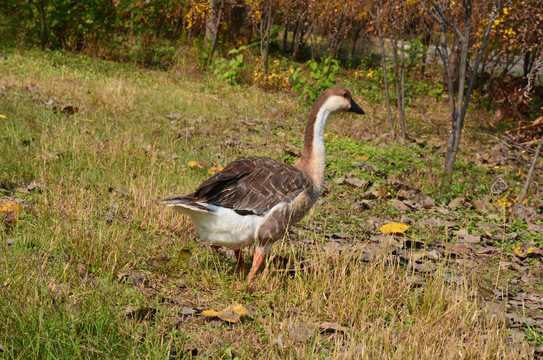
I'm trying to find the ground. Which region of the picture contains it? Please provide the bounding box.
[0,48,542,359]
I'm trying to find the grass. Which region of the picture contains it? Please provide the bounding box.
[0,47,538,358]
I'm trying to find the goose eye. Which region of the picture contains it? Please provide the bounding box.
[342,92,349,99]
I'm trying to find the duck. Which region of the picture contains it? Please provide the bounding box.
[162,87,364,285]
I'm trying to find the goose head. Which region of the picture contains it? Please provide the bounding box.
[317,87,365,115]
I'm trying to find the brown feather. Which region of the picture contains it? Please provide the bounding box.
[164,157,313,216]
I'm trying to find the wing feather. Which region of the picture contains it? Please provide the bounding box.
[185,157,312,216]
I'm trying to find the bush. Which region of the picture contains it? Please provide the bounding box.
[291,57,340,103]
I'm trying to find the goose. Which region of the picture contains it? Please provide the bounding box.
[162,87,364,285]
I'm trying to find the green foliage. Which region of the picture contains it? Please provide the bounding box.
[212,46,249,84]
[350,55,445,105]
[1,0,177,50]
[292,57,340,103]
[403,36,427,76]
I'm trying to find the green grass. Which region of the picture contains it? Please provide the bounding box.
[0,47,539,358]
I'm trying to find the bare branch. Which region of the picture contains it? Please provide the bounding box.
[517,133,543,205]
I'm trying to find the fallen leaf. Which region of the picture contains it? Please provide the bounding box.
[490,177,507,196]
[344,177,369,189]
[333,177,346,185]
[391,199,410,211]
[527,223,543,233]
[188,161,205,169]
[181,307,196,315]
[208,164,223,175]
[514,244,534,258]
[0,200,21,227]
[318,322,349,334]
[448,197,465,208]
[377,188,390,197]
[284,143,301,156]
[450,246,471,255]
[0,114,6,119]
[288,321,312,343]
[380,222,409,235]
[201,302,251,323]
[117,270,146,287]
[26,181,44,192]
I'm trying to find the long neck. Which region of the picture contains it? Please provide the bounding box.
[296,99,332,192]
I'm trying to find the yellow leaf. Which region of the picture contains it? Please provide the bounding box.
[514,245,534,258]
[377,188,389,197]
[380,222,409,234]
[0,201,22,227]
[0,114,6,119]
[208,164,224,175]
[201,302,250,323]
[355,155,369,161]
[188,161,205,169]
[201,309,221,316]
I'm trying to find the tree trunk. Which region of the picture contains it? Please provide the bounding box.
[207,0,223,68]
[351,27,361,59]
[424,0,507,173]
[419,31,431,79]
[29,0,47,49]
[261,0,274,74]
[281,21,289,53]
[375,8,395,138]
[170,4,185,43]
[205,0,219,48]
[290,18,299,53]
[391,15,407,142]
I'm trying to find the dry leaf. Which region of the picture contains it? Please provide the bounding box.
[0,200,21,227]
[391,199,410,211]
[288,321,312,342]
[201,302,250,323]
[380,222,409,234]
[318,322,349,334]
[514,245,534,258]
[188,161,205,169]
[377,188,390,197]
[344,177,369,189]
[208,164,223,175]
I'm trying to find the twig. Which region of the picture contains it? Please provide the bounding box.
[517,133,543,205]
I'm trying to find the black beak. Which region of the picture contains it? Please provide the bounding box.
[349,98,365,115]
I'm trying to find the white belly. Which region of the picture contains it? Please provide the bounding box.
[175,204,264,250]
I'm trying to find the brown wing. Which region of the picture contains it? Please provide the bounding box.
[188,157,312,216]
